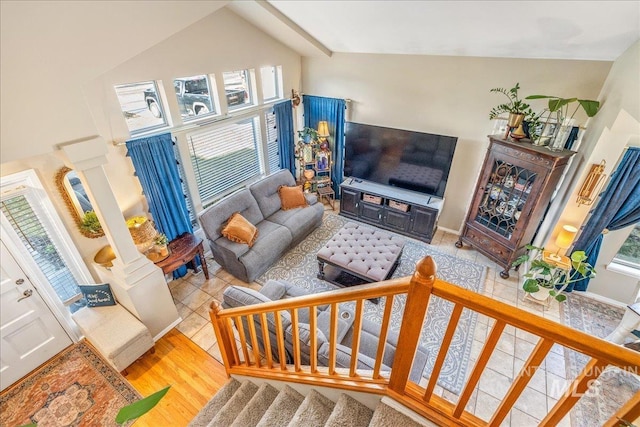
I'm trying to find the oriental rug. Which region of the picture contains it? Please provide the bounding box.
[257,213,487,395]
[0,341,140,427]
[560,292,640,427]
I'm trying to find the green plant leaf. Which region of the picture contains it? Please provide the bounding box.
[578,99,600,117]
[555,294,567,303]
[523,279,540,293]
[18,424,37,427]
[571,251,587,262]
[115,385,170,425]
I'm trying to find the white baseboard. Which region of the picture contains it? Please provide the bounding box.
[580,291,627,308]
[153,317,183,341]
[437,225,459,235]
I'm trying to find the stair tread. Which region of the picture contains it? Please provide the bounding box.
[325,393,373,427]
[206,380,259,427]
[231,383,279,427]
[256,385,305,427]
[188,378,241,427]
[369,402,426,427]
[287,389,335,427]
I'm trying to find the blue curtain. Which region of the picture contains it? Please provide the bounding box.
[303,95,346,196]
[274,100,295,176]
[568,147,640,291]
[126,133,194,278]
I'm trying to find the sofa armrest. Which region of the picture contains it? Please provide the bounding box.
[304,193,318,205]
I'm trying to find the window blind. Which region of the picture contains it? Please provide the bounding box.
[1,195,82,305]
[265,109,280,174]
[187,116,262,205]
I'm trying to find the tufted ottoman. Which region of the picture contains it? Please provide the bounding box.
[317,223,405,292]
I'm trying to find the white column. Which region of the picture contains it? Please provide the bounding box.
[61,137,180,339]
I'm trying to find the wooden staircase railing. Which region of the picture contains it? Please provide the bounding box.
[209,256,640,426]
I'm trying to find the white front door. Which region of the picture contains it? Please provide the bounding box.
[0,240,72,391]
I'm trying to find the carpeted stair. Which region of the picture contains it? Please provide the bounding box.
[191,378,427,427]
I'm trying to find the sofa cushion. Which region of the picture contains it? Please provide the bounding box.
[259,279,287,300]
[222,286,293,363]
[317,342,390,373]
[278,185,308,210]
[267,202,324,243]
[249,169,297,218]
[238,220,292,282]
[284,322,328,365]
[222,212,258,247]
[199,189,264,242]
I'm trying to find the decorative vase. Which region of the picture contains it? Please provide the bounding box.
[303,169,315,181]
[548,118,575,152]
[507,113,525,128]
[510,124,526,141]
[529,286,552,301]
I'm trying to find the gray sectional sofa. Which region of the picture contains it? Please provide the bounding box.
[199,170,325,282]
[222,279,429,382]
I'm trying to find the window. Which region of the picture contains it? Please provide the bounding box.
[223,69,253,110]
[265,108,280,174]
[114,81,167,134]
[260,65,283,102]
[173,74,218,121]
[187,116,263,206]
[1,171,93,314]
[613,224,640,268]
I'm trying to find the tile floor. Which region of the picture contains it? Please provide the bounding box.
[168,206,584,426]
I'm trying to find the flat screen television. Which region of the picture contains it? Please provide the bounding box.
[344,122,458,198]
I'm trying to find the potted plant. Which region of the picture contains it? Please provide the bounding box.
[525,94,600,151]
[153,233,169,257]
[513,244,596,303]
[80,210,103,235]
[297,126,319,144]
[489,83,535,130]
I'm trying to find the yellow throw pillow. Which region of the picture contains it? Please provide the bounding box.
[278,185,308,210]
[222,212,258,247]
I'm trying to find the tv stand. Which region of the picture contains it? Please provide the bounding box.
[339,179,442,243]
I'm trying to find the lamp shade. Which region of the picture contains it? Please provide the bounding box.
[126,216,157,246]
[317,121,330,138]
[555,225,578,250]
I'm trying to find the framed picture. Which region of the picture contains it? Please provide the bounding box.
[316,152,329,170]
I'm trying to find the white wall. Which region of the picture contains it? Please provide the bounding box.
[553,41,640,304]
[1,6,302,276]
[301,54,611,232]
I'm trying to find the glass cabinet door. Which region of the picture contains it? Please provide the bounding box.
[474,159,537,240]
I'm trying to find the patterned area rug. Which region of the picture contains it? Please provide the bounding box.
[0,341,140,427]
[560,292,640,427]
[257,213,487,395]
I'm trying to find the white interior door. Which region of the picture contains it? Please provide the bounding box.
[0,240,72,391]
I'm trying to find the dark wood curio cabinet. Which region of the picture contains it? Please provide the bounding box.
[456,136,575,279]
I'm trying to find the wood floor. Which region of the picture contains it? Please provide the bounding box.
[124,328,228,426]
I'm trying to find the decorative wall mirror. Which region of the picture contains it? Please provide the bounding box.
[55,166,104,238]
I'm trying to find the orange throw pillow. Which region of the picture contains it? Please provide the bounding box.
[221,212,258,247]
[278,185,308,210]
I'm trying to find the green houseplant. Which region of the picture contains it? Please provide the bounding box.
[513,244,596,303]
[489,83,535,129]
[297,126,319,144]
[80,210,103,235]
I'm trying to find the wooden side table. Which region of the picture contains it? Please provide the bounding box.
[155,232,209,280]
[317,185,335,210]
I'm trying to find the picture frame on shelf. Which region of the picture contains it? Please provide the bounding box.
[316,152,329,171]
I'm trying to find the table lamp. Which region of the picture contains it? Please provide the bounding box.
[317,121,330,139]
[548,224,578,262]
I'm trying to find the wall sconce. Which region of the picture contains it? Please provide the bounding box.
[317,121,330,139]
[577,160,607,206]
[548,224,578,262]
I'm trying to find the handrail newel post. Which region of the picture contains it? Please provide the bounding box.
[209,300,234,376]
[389,256,437,392]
